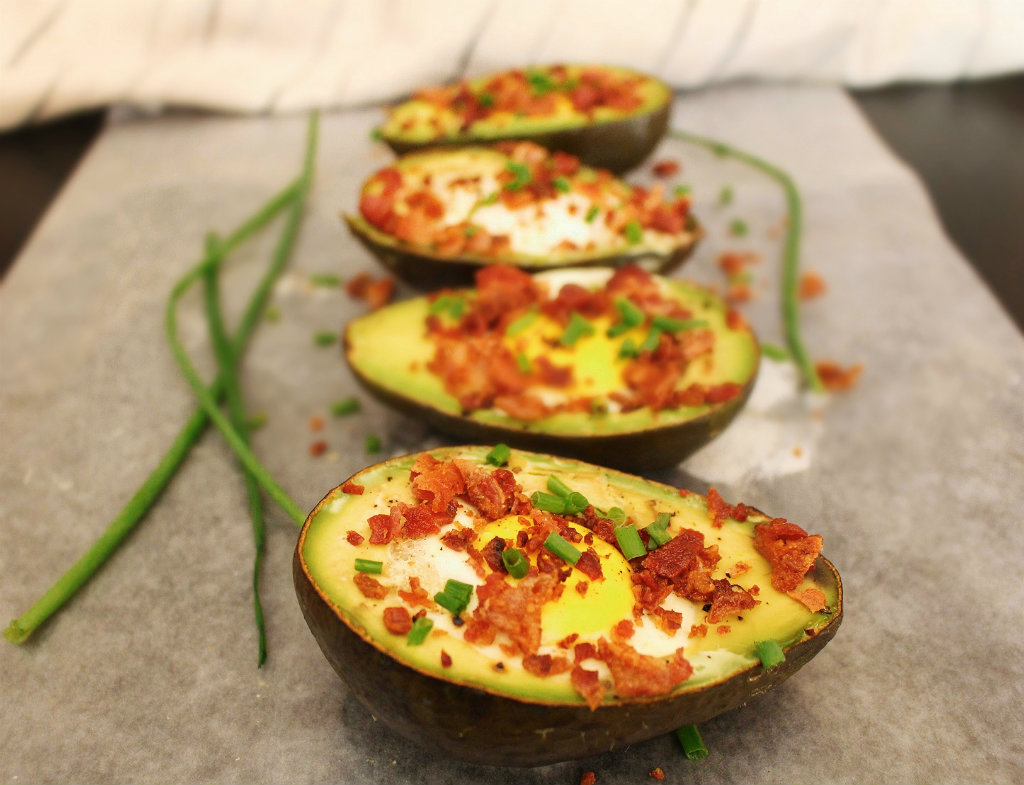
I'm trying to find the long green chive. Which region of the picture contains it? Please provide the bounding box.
[485,443,511,466]
[552,176,571,193]
[354,559,383,574]
[310,272,342,287]
[614,525,646,560]
[547,475,573,498]
[559,311,594,347]
[760,342,791,361]
[607,297,645,337]
[331,397,360,417]
[505,310,537,336]
[365,434,382,454]
[3,115,318,646]
[481,192,499,206]
[646,512,673,548]
[638,326,663,354]
[544,532,581,565]
[515,352,532,374]
[676,724,709,760]
[674,184,692,197]
[501,548,529,579]
[505,160,532,191]
[407,616,433,645]
[755,639,786,668]
[651,315,708,333]
[531,491,566,514]
[202,235,269,666]
[624,220,643,244]
[585,205,600,223]
[669,128,823,391]
[618,337,639,359]
[313,330,337,346]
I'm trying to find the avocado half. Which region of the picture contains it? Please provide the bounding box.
[294,446,843,767]
[345,145,701,289]
[343,267,757,471]
[376,64,672,173]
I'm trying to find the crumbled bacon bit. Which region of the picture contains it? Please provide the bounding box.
[382,606,412,634]
[816,360,863,391]
[706,487,750,527]
[573,641,598,662]
[688,624,708,638]
[754,518,824,592]
[341,480,364,495]
[440,650,452,668]
[707,578,759,623]
[398,576,433,608]
[652,159,680,177]
[308,415,324,431]
[346,272,395,310]
[649,767,666,780]
[788,587,827,612]
[596,638,692,698]
[411,453,465,512]
[732,561,751,575]
[353,573,388,599]
[309,440,328,457]
[612,619,635,640]
[440,528,474,551]
[468,572,560,655]
[798,270,827,299]
[716,625,731,635]
[575,581,589,597]
[579,770,597,785]
[345,530,364,546]
[558,633,579,649]
[522,653,572,677]
[651,606,683,634]
[575,548,604,581]
[571,667,604,712]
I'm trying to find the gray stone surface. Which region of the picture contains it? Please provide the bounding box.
[1,84,1022,784]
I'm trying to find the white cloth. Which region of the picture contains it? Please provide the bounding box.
[3,0,1023,129]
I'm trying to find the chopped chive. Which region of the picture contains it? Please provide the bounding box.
[527,70,557,95]
[434,590,469,615]
[618,337,639,359]
[331,397,360,417]
[651,315,708,333]
[755,639,786,668]
[543,532,581,565]
[481,192,499,206]
[370,127,384,141]
[313,330,337,347]
[531,491,566,514]
[506,310,537,336]
[428,295,453,314]
[646,513,672,548]
[364,434,381,453]
[638,326,663,354]
[614,525,646,560]
[564,492,589,516]
[477,92,495,108]
[585,205,600,223]
[310,272,342,287]
[407,616,433,645]
[515,352,532,374]
[443,579,474,603]
[729,218,749,237]
[760,342,791,361]
[264,305,281,323]
[675,725,709,760]
[464,225,479,238]
[501,548,529,579]
[559,311,594,347]
[607,297,645,337]
[597,506,626,525]
[354,558,382,574]
[448,298,466,318]
[674,184,692,197]
[546,475,573,498]
[624,220,643,244]
[505,160,532,191]
[485,443,511,466]
[245,411,268,430]
[552,176,571,193]
[718,185,734,206]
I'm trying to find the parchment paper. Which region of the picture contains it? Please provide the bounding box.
[2,84,1022,784]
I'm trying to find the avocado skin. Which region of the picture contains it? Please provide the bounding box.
[381,101,671,174]
[343,330,755,472]
[344,212,702,290]
[293,458,843,767]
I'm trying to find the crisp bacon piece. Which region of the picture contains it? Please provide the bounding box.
[469,572,560,655]
[346,272,395,310]
[597,638,692,698]
[575,548,604,581]
[440,528,474,551]
[398,577,433,609]
[345,530,364,546]
[706,487,750,527]
[367,508,400,545]
[341,481,364,495]
[754,518,824,592]
[382,606,412,634]
[522,653,572,677]
[440,650,452,668]
[353,573,388,599]
[816,360,863,391]
[651,606,683,634]
[688,624,708,638]
[456,460,519,520]
[571,665,605,711]
[788,587,827,612]
[799,270,827,299]
[411,453,465,513]
[573,641,598,662]
[481,537,507,572]
[706,579,759,623]
[612,619,635,640]
[652,159,680,177]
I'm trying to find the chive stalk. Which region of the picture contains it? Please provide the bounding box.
[676,724,709,759]
[607,297,645,337]
[501,549,529,579]
[668,128,823,391]
[614,525,647,560]
[3,114,318,644]
[331,397,361,417]
[407,617,433,645]
[585,205,600,223]
[543,532,581,564]
[531,491,566,514]
[755,639,786,668]
[354,559,383,574]
[645,513,673,548]
[485,443,511,466]
[651,315,708,333]
[505,310,537,336]
[559,311,594,347]
[546,475,573,498]
[638,326,663,354]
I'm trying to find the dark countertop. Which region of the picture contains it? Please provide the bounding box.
[2,76,1022,333]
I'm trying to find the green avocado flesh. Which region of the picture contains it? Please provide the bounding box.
[377,64,671,172]
[295,446,842,764]
[344,268,758,468]
[345,146,700,286]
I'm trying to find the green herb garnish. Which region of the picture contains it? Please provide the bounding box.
[504,160,532,191]
[354,559,383,574]
[543,532,581,565]
[729,218,749,237]
[760,342,791,361]
[718,185,734,206]
[638,326,663,354]
[585,205,600,223]
[364,434,382,454]
[407,616,433,645]
[552,176,571,193]
[755,639,786,668]
[531,491,566,514]
[607,296,645,337]
[330,397,360,417]
[559,311,594,347]
[624,219,643,244]
[515,352,532,374]
[245,411,268,430]
[505,310,537,336]
[645,513,672,548]
[313,330,338,347]
[651,315,708,333]
[485,443,511,466]
[676,724,709,759]
[613,524,646,560]
[310,272,342,287]
[501,549,529,579]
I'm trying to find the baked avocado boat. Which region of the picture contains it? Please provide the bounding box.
[294,446,843,767]
[345,142,700,288]
[376,63,672,172]
[343,265,757,470]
